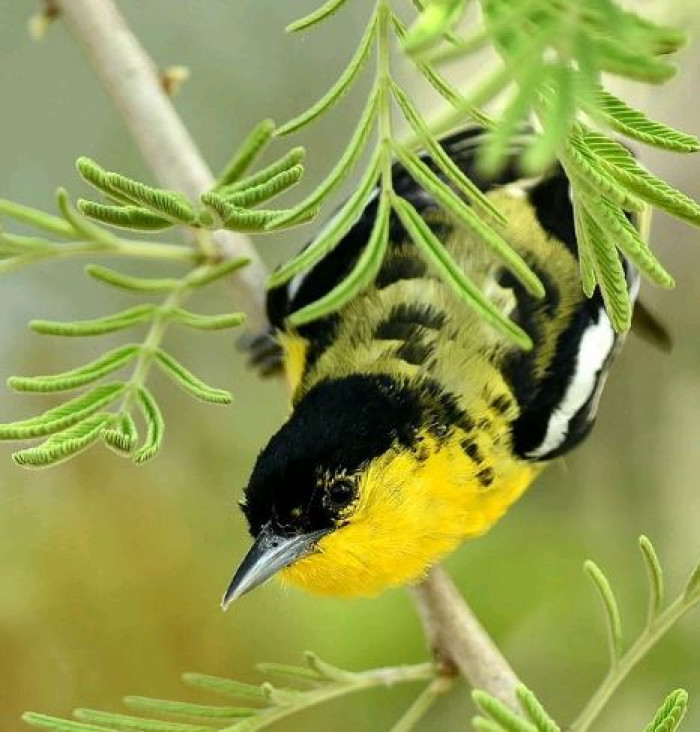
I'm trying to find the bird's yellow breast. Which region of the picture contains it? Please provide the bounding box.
[281,428,540,596]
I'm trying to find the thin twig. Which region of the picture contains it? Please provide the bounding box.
[53,0,522,710]
[411,566,521,711]
[55,0,268,329]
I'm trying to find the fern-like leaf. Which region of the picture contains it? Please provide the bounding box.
[277,11,378,136]
[288,194,389,326]
[30,305,156,337]
[7,345,138,393]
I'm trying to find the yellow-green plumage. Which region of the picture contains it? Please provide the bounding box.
[229,130,641,602]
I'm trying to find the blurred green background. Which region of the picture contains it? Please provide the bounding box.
[1,1,699,730]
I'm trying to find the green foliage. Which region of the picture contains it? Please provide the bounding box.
[22,655,437,732]
[407,0,698,331]
[4,0,700,471]
[643,690,689,732]
[0,119,307,467]
[271,0,547,344]
[21,538,700,730]
[470,537,700,732]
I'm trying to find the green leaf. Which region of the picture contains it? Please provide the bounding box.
[286,0,348,33]
[169,308,245,331]
[472,690,537,732]
[0,232,56,255]
[101,174,196,224]
[85,264,183,293]
[403,0,467,55]
[154,349,232,404]
[0,383,125,440]
[182,673,268,700]
[571,195,597,298]
[124,697,255,720]
[268,87,380,228]
[254,662,325,683]
[616,9,687,56]
[277,12,377,136]
[393,196,532,349]
[75,708,213,732]
[288,195,389,326]
[596,37,676,84]
[201,193,316,232]
[102,412,138,455]
[580,205,631,331]
[578,189,673,289]
[8,344,138,393]
[31,304,157,337]
[0,199,74,237]
[581,131,700,226]
[393,143,544,299]
[583,88,699,153]
[221,166,304,208]
[584,560,623,663]
[185,258,250,288]
[267,148,382,287]
[218,149,305,196]
[516,686,560,732]
[480,56,548,176]
[56,189,118,247]
[391,14,493,129]
[563,137,645,213]
[522,64,575,174]
[303,651,357,681]
[390,80,504,222]
[427,0,546,64]
[639,536,665,625]
[643,689,688,732]
[12,412,111,468]
[77,200,174,231]
[684,559,700,603]
[133,387,164,464]
[215,118,276,187]
[22,713,109,732]
[75,157,139,205]
[472,718,506,732]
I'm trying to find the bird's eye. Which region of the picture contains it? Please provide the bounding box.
[327,478,356,509]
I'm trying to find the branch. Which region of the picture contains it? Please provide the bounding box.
[53,0,522,710]
[411,567,520,710]
[55,0,268,329]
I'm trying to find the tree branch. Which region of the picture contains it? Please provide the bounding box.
[53,0,521,710]
[56,0,268,329]
[411,567,520,709]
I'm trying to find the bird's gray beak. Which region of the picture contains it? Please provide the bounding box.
[221,525,330,609]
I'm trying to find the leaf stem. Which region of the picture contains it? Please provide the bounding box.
[388,676,453,732]
[377,0,395,196]
[230,663,436,732]
[570,594,700,732]
[115,261,218,416]
[0,239,197,274]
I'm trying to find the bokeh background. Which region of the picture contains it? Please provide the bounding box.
[1,1,699,730]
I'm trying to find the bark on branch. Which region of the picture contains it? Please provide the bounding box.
[54,0,521,710]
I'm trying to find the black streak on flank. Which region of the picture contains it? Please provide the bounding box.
[461,439,483,464]
[375,303,446,342]
[376,252,427,289]
[491,395,512,416]
[476,467,495,488]
[397,339,435,366]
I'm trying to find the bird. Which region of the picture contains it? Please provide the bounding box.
[222,127,669,607]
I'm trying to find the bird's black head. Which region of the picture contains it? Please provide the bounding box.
[221,373,427,605]
[242,373,423,537]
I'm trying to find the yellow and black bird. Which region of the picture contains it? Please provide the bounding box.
[222,128,667,606]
